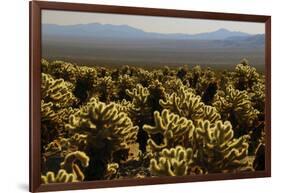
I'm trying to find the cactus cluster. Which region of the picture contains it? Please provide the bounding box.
[41,58,265,183]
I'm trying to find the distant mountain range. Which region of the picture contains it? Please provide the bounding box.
[42,23,265,70]
[42,23,264,41]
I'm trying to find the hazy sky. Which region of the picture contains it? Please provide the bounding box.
[42,10,265,35]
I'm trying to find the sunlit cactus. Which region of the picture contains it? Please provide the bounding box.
[41,73,78,108]
[105,163,119,179]
[213,85,259,135]
[233,62,260,90]
[126,84,151,152]
[150,146,194,176]
[163,78,186,95]
[42,151,89,184]
[65,98,138,180]
[143,109,194,152]
[202,105,221,123]
[41,169,79,184]
[41,100,58,123]
[116,74,137,100]
[126,84,150,110]
[193,120,252,173]
[134,68,154,87]
[45,60,78,83]
[60,151,90,181]
[160,86,204,121]
[147,80,166,112]
[92,76,116,103]
[40,58,265,180]
[41,59,50,73]
[66,99,138,152]
[250,80,265,113]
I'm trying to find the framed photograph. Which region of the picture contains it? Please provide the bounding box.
[30,1,271,192]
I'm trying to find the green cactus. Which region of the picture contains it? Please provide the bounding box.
[41,151,89,184]
[105,163,119,179]
[60,151,89,169]
[60,151,89,181]
[92,76,116,103]
[147,80,166,113]
[66,98,138,180]
[126,84,152,152]
[176,65,190,83]
[126,84,150,112]
[150,146,193,176]
[143,109,194,152]
[193,120,252,173]
[213,85,259,136]
[134,68,154,87]
[50,60,78,82]
[41,59,50,73]
[41,169,79,184]
[41,100,58,123]
[67,99,138,152]
[72,65,97,104]
[40,59,265,180]
[250,80,265,114]
[202,105,221,123]
[41,73,78,108]
[115,74,137,101]
[42,134,87,159]
[45,60,98,104]
[163,78,186,95]
[160,86,204,121]
[233,62,260,91]
[45,60,97,85]
[41,100,61,147]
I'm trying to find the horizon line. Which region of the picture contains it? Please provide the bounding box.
[42,22,264,36]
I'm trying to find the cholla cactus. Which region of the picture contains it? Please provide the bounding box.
[160,86,204,121]
[66,99,138,179]
[202,105,221,123]
[42,151,89,184]
[46,60,78,83]
[213,85,259,135]
[164,79,186,95]
[46,60,97,84]
[41,100,58,123]
[41,100,62,147]
[41,73,77,108]
[143,109,194,152]
[197,68,216,94]
[41,169,79,184]
[150,146,193,176]
[126,84,152,152]
[60,151,89,181]
[176,65,189,81]
[41,59,50,73]
[115,99,134,115]
[233,63,260,90]
[250,80,265,113]
[115,74,137,100]
[135,68,154,87]
[194,120,252,173]
[42,135,88,172]
[105,163,119,179]
[189,65,202,88]
[66,99,138,153]
[92,76,116,103]
[40,59,265,179]
[147,80,166,112]
[126,84,150,112]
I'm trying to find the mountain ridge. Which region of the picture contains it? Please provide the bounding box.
[42,23,261,40]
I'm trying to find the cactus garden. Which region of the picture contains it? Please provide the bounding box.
[40,58,266,183]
